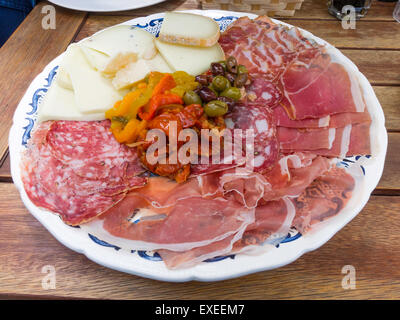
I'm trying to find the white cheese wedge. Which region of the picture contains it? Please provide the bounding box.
[80,45,109,71]
[155,39,225,76]
[62,44,123,114]
[81,25,157,60]
[159,12,220,47]
[37,81,105,123]
[112,53,173,90]
[56,65,73,90]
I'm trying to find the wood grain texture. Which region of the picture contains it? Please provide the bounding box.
[0,183,398,299]
[94,0,397,22]
[0,3,86,162]
[279,20,400,50]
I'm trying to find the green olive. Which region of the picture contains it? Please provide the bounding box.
[204,100,228,117]
[183,90,202,105]
[237,65,248,75]
[220,87,241,101]
[211,75,230,92]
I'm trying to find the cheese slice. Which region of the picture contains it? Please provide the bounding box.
[56,65,73,90]
[81,25,157,60]
[80,45,110,71]
[159,12,220,47]
[112,53,173,90]
[155,39,225,75]
[37,82,105,123]
[62,44,123,114]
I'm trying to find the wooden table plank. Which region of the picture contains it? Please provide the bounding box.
[0,182,398,299]
[279,20,400,50]
[285,0,398,21]
[96,0,397,22]
[0,3,86,163]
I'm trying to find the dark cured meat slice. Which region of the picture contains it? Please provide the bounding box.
[21,121,147,225]
[224,103,279,173]
[245,75,282,107]
[47,120,143,181]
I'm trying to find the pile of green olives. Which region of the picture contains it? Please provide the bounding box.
[186,56,249,118]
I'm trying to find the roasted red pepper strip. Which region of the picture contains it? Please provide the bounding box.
[152,73,176,96]
[138,93,183,120]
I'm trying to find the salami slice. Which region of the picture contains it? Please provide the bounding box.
[224,103,279,173]
[21,120,147,225]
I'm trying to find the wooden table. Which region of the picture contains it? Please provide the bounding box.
[0,0,399,300]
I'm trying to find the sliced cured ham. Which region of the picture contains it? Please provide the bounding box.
[292,167,355,233]
[274,107,371,129]
[278,127,336,151]
[21,120,147,225]
[281,57,366,120]
[101,194,255,252]
[232,197,296,253]
[219,153,332,208]
[312,122,371,158]
[274,106,330,129]
[220,16,320,80]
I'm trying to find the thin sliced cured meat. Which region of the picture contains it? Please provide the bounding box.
[292,166,355,233]
[245,75,282,107]
[224,103,279,172]
[220,153,332,208]
[328,109,371,128]
[100,194,255,252]
[46,120,143,181]
[220,16,321,80]
[281,58,366,120]
[275,107,371,129]
[274,106,330,128]
[312,122,371,158]
[278,127,336,151]
[21,120,147,225]
[157,230,246,269]
[232,197,296,253]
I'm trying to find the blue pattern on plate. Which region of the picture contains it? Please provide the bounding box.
[23,15,370,265]
[88,234,121,251]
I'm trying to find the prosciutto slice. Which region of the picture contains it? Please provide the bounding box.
[292,167,355,233]
[21,120,147,225]
[312,122,371,158]
[232,197,296,253]
[219,153,332,208]
[278,127,336,151]
[281,56,366,120]
[99,194,255,252]
[274,107,371,129]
